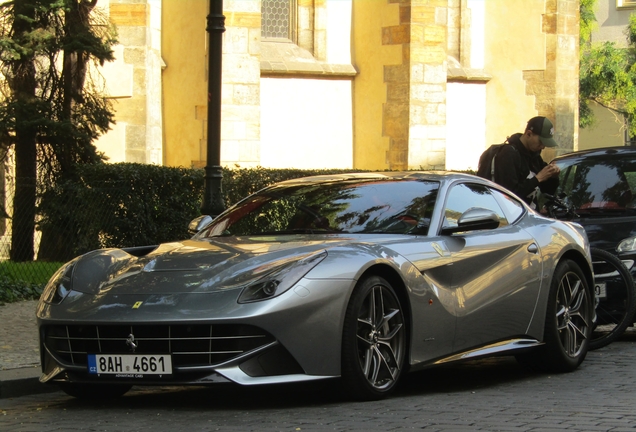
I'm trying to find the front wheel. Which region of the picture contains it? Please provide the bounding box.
[589,247,636,350]
[341,276,406,401]
[517,259,593,372]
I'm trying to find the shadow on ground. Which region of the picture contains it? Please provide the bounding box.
[50,355,542,411]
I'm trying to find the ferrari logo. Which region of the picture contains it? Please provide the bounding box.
[132,301,143,309]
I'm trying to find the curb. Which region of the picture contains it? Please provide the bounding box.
[0,367,59,399]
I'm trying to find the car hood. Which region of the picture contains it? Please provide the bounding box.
[68,235,355,296]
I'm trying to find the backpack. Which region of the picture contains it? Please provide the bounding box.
[476,141,513,181]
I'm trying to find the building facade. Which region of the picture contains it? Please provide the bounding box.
[96,0,581,171]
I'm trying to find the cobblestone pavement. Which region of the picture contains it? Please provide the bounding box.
[1,324,635,431]
[0,300,39,370]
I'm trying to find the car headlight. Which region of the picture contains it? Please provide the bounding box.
[40,258,79,304]
[617,236,636,253]
[238,251,327,303]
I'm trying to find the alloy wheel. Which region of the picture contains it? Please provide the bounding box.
[355,284,405,390]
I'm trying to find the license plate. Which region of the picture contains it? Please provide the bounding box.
[595,282,607,300]
[88,354,172,375]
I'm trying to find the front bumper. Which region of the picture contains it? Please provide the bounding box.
[37,278,354,386]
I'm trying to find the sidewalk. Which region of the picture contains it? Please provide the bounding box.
[0,300,58,398]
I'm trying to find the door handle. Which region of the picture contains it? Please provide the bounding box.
[527,243,539,254]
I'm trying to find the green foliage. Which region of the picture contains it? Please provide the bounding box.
[579,0,636,137]
[0,260,63,285]
[0,260,61,304]
[580,0,598,45]
[38,163,206,260]
[0,0,117,262]
[0,0,117,162]
[0,276,43,304]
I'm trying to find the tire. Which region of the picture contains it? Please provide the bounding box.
[341,275,406,401]
[517,259,593,372]
[588,247,636,350]
[59,383,132,399]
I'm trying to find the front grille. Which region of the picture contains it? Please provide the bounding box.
[43,324,276,369]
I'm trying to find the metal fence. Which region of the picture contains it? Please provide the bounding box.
[0,151,62,285]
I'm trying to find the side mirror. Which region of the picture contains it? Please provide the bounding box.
[188,215,214,235]
[441,208,500,235]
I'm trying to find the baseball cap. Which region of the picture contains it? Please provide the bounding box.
[526,116,557,147]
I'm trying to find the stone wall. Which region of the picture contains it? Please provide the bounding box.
[106,0,163,165]
[217,0,261,168]
[523,0,579,159]
[407,0,448,170]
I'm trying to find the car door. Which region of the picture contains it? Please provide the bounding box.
[440,182,543,352]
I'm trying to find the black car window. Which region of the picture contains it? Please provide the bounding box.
[442,183,508,230]
[196,178,440,237]
[556,160,636,211]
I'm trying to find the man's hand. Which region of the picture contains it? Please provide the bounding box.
[536,162,560,182]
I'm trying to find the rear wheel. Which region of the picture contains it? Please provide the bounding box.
[341,275,406,401]
[517,259,592,371]
[589,248,636,350]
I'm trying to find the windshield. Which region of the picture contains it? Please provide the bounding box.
[195,178,440,237]
[554,157,636,213]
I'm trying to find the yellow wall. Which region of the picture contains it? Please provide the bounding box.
[161,0,208,168]
[351,0,402,170]
[484,0,547,144]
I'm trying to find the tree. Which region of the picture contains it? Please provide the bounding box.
[0,0,116,261]
[579,0,636,138]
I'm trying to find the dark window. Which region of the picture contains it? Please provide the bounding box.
[556,159,636,211]
[197,179,440,237]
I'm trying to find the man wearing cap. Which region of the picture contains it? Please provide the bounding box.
[492,116,560,209]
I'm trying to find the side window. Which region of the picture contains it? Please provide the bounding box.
[443,183,508,230]
[491,188,525,223]
[558,161,633,210]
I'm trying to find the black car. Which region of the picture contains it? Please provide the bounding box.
[552,147,636,257]
[551,147,636,339]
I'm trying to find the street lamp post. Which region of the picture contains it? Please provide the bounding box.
[201,0,226,216]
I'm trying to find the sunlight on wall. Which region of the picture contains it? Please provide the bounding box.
[326,0,352,64]
[260,78,353,169]
[446,82,486,171]
[467,0,485,69]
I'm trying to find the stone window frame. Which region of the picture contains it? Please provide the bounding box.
[617,0,636,9]
[447,0,491,83]
[260,0,356,78]
[261,0,325,60]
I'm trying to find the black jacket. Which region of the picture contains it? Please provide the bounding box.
[493,133,559,206]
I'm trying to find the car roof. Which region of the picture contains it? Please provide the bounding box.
[552,146,636,163]
[275,170,481,185]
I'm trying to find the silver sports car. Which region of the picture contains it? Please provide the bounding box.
[37,172,595,400]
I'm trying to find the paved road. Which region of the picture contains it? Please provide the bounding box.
[0,300,39,370]
[2,332,636,431]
